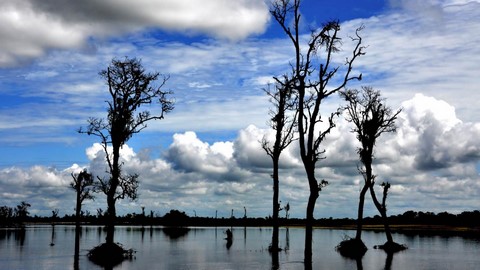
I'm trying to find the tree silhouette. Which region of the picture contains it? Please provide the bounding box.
[341,86,405,253]
[71,170,95,226]
[261,76,297,253]
[270,0,365,263]
[284,202,290,219]
[71,169,95,267]
[14,201,31,227]
[0,206,13,226]
[80,57,173,264]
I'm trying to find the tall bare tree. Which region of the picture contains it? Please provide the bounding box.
[79,57,174,249]
[341,86,404,252]
[261,75,297,253]
[271,0,365,263]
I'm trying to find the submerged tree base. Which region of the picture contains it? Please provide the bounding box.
[374,241,408,253]
[268,244,283,253]
[87,242,135,267]
[336,237,368,259]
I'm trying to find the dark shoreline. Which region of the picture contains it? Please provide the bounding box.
[2,209,479,238]
[3,222,479,238]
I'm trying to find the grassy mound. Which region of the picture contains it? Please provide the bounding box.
[336,237,368,259]
[374,241,408,253]
[87,242,135,267]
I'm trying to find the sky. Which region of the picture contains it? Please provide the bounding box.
[0,0,479,219]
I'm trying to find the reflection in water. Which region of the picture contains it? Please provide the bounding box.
[384,252,394,270]
[0,229,26,247]
[285,228,290,251]
[162,227,190,240]
[344,249,395,270]
[50,225,56,246]
[270,228,291,270]
[73,228,80,270]
[244,227,247,245]
[2,226,480,270]
[226,238,233,249]
[0,230,6,241]
[271,249,279,270]
[270,226,280,270]
[15,228,25,247]
[225,228,233,250]
[356,257,363,270]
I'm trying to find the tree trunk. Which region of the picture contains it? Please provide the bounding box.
[105,143,120,245]
[272,157,279,223]
[272,156,280,248]
[271,225,280,269]
[304,180,318,265]
[73,189,82,270]
[355,184,369,240]
[357,151,373,240]
[75,185,82,231]
[369,185,394,243]
[105,196,116,244]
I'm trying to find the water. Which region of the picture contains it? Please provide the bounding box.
[0,225,479,269]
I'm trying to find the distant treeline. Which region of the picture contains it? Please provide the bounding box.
[319,210,480,227]
[1,206,479,229]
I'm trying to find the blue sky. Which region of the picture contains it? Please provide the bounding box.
[1,0,480,219]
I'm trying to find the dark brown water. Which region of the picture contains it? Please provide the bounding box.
[0,225,479,269]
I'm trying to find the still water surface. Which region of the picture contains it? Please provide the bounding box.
[0,225,479,269]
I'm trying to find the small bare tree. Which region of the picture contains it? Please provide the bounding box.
[271,0,365,262]
[71,170,95,227]
[79,57,174,255]
[341,86,405,252]
[261,75,297,253]
[71,169,95,265]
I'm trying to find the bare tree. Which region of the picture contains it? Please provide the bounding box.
[71,170,95,227]
[71,169,95,267]
[261,76,297,253]
[271,0,365,262]
[284,202,290,219]
[51,208,59,226]
[79,57,174,253]
[340,86,405,253]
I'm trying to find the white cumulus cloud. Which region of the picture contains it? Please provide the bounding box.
[0,0,270,66]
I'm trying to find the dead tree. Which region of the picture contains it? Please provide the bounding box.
[271,0,365,263]
[261,75,297,253]
[71,169,95,265]
[79,57,174,248]
[71,170,95,227]
[341,86,404,252]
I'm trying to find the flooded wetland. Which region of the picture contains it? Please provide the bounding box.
[0,225,479,269]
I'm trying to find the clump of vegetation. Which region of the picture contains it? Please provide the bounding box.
[336,236,367,259]
[374,241,408,253]
[87,242,135,267]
